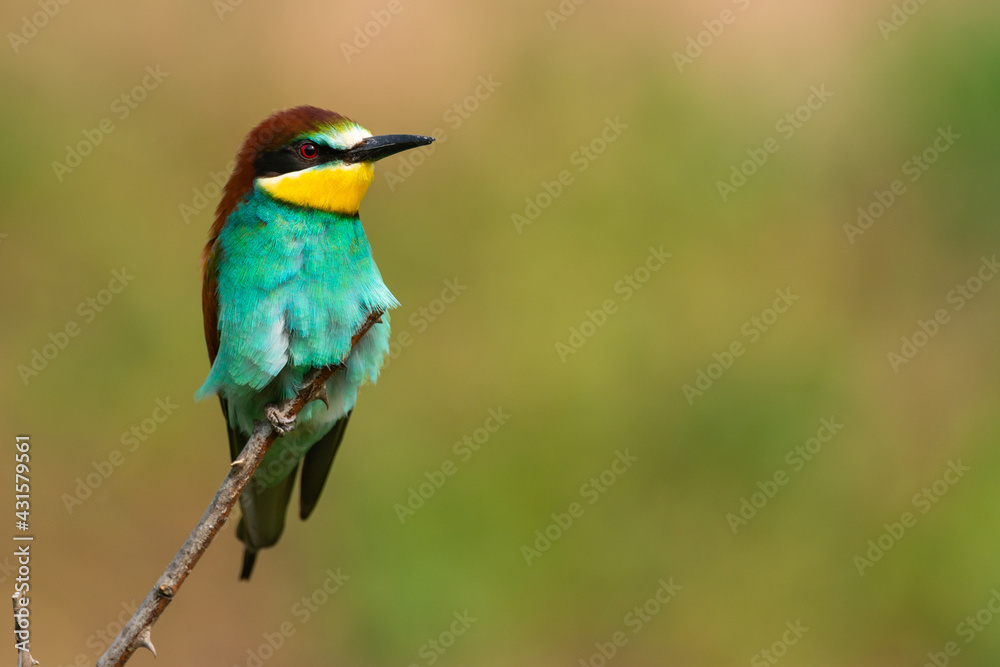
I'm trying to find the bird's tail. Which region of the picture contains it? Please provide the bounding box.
[240,546,258,581]
[223,403,351,580]
[236,465,298,580]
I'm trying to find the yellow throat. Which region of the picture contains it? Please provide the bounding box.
[257,162,375,215]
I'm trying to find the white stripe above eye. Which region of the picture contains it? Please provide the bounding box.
[315,124,373,151]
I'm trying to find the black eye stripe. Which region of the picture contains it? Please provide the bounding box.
[253,141,347,177]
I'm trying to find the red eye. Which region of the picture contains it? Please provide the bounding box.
[299,142,318,159]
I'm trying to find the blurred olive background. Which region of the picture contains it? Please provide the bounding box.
[3,0,1000,665]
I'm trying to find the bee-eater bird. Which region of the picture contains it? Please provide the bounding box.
[195,106,433,579]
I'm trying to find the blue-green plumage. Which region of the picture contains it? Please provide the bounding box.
[196,189,398,484]
[196,106,433,579]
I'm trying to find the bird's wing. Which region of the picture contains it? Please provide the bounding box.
[299,410,352,520]
[201,239,238,459]
[200,242,222,364]
[201,237,291,579]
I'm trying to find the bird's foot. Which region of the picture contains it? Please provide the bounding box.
[264,369,335,435]
[264,403,296,435]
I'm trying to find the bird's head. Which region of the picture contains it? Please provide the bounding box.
[216,106,433,221]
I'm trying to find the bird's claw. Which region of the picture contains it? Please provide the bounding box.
[264,404,296,435]
[263,376,331,436]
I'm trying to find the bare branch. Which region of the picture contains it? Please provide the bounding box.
[96,310,384,667]
[12,592,38,667]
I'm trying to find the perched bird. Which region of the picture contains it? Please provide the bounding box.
[195,106,432,579]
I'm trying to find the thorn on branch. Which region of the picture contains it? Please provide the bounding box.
[134,628,156,657]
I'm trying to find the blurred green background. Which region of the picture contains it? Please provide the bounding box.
[3,0,1000,665]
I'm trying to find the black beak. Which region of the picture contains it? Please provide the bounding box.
[343,134,435,163]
